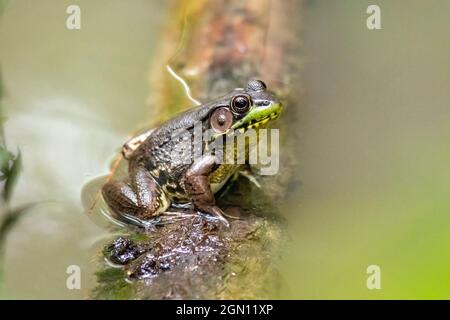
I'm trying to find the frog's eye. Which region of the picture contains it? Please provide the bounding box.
[210,107,233,133]
[231,94,251,114]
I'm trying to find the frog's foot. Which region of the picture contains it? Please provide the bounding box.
[197,204,230,228]
[239,168,261,188]
[102,169,167,222]
[171,202,237,224]
[184,155,230,227]
[170,202,193,209]
[155,211,198,224]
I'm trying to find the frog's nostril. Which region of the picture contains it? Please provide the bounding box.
[256,101,270,107]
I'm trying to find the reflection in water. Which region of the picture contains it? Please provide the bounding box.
[81,175,126,229]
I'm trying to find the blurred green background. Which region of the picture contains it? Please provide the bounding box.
[0,0,449,299]
[283,0,450,299]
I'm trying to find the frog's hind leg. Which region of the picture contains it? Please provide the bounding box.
[102,168,168,221]
[102,180,140,217]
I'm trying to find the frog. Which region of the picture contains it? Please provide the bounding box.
[102,79,282,227]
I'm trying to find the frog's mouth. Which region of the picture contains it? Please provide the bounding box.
[231,101,282,133]
[243,110,281,130]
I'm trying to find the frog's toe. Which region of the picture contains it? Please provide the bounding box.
[197,205,230,228]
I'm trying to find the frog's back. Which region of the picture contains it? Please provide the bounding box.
[129,104,217,200]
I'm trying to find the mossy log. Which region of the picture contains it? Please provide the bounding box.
[92,0,303,299]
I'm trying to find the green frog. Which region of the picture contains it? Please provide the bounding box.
[102,79,282,227]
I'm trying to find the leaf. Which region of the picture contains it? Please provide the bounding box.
[3,151,21,202]
[0,147,12,180]
[0,204,33,244]
[0,203,35,277]
[0,203,34,293]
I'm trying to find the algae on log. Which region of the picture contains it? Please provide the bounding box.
[92,0,303,299]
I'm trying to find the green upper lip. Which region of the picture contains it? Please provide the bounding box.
[231,102,282,130]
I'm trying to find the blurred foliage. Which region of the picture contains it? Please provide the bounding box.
[0,70,30,294]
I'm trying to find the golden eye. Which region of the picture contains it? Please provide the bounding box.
[231,95,250,114]
[210,107,233,133]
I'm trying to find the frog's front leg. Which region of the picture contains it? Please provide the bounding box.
[102,167,168,220]
[184,155,230,227]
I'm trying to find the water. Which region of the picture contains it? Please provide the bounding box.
[0,0,169,298]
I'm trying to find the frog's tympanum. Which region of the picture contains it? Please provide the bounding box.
[102,79,282,226]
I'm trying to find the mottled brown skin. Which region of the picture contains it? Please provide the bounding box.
[102,80,281,226]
